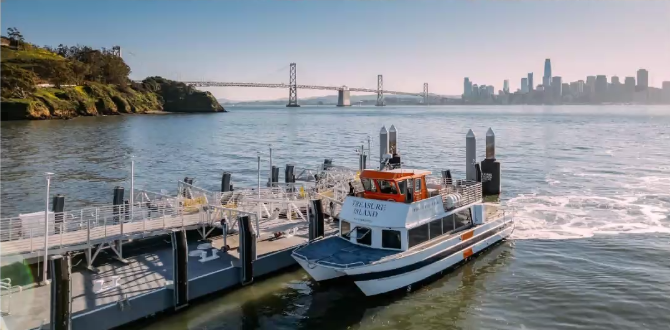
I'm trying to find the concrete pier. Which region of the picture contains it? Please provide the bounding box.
[337,88,351,107]
[466,129,477,181]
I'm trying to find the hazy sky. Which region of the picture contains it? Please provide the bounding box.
[2,0,669,101]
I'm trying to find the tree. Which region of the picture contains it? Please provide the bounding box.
[47,60,74,88]
[1,63,37,98]
[6,27,25,50]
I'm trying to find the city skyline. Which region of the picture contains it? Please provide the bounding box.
[2,0,669,101]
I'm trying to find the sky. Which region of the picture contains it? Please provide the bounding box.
[2,0,669,101]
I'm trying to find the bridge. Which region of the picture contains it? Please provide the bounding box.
[152,63,455,107]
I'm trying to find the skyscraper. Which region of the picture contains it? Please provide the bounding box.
[637,69,649,91]
[503,80,509,93]
[464,78,472,98]
[487,85,494,96]
[551,76,562,100]
[595,75,608,101]
[586,76,596,95]
[521,78,528,93]
[543,59,552,87]
[528,73,534,91]
[624,77,635,92]
[562,83,570,97]
[472,84,479,98]
[577,80,585,95]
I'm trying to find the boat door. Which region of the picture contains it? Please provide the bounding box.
[405,178,414,203]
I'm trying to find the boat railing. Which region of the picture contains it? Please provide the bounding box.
[315,259,365,269]
[439,180,482,209]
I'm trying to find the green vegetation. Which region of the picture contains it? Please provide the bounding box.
[1,28,224,120]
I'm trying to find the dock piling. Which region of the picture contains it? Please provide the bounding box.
[466,129,477,181]
[285,164,295,184]
[52,195,64,234]
[49,254,71,330]
[170,229,189,310]
[221,172,232,192]
[309,199,325,241]
[389,124,397,154]
[480,128,501,195]
[379,126,389,170]
[239,215,256,285]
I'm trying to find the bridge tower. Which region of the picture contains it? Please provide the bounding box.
[376,75,384,106]
[287,63,300,107]
[423,83,429,105]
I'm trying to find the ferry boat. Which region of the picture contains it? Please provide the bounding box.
[292,168,514,296]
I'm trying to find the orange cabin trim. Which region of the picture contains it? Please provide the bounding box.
[359,169,430,202]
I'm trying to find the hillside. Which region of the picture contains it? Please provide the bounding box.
[1,35,224,120]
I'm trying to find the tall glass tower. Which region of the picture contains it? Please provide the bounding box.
[543,59,552,87]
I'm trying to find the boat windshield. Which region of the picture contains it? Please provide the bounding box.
[361,178,376,192]
[376,180,398,194]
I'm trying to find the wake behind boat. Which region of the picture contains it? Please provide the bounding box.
[293,125,513,296]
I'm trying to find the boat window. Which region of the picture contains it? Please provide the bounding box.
[430,219,443,239]
[408,224,429,248]
[415,178,422,192]
[376,180,398,194]
[361,178,376,192]
[382,229,402,249]
[341,220,351,238]
[406,178,414,202]
[398,180,407,194]
[356,227,372,246]
[442,214,455,232]
[455,209,472,229]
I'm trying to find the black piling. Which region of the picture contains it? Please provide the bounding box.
[113,186,124,222]
[238,215,256,285]
[170,229,189,310]
[323,159,333,170]
[52,194,65,234]
[49,254,71,330]
[481,128,501,195]
[309,199,325,241]
[285,164,295,184]
[221,172,232,192]
[441,170,452,184]
[474,163,482,182]
[271,166,280,186]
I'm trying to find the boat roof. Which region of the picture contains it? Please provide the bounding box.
[360,169,431,180]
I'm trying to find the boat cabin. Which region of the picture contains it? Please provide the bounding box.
[359,169,431,203]
[338,169,484,252]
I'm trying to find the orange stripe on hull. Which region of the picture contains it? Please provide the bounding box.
[463,248,473,258]
[461,230,474,241]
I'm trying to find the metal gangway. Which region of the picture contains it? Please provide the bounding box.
[0,167,360,267]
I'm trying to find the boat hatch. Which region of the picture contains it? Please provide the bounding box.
[359,169,431,203]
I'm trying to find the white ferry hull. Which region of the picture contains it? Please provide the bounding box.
[294,255,346,281]
[351,223,513,296]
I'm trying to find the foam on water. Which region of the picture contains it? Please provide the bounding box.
[509,174,670,240]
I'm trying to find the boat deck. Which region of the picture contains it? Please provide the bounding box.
[293,236,397,268]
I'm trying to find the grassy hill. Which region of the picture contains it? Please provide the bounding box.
[1,38,224,120]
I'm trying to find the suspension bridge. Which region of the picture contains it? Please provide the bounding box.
[145,63,458,107]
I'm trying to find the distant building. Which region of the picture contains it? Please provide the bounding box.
[624,77,636,93]
[595,75,608,100]
[637,69,649,91]
[543,59,552,87]
[576,80,585,95]
[562,83,570,97]
[611,76,620,85]
[586,76,596,96]
[464,78,472,99]
[503,80,509,93]
[472,84,479,98]
[480,85,488,98]
[662,81,670,102]
[551,76,562,100]
[521,78,529,93]
[528,73,534,91]
[486,85,494,97]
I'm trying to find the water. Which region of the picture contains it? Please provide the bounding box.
[2,105,670,329]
